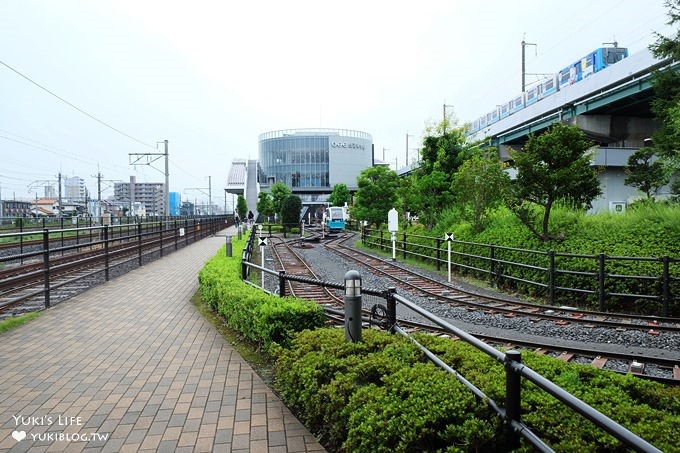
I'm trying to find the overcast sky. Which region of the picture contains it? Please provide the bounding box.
[0,0,674,209]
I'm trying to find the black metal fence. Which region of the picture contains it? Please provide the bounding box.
[361,228,680,317]
[0,216,229,311]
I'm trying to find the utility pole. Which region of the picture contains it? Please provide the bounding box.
[91,171,103,218]
[129,139,169,217]
[406,133,414,166]
[57,172,62,218]
[521,34,537,92]
[443,103,455,130]
[208,176,212,216]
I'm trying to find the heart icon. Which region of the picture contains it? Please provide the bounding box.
[12,430,26,442]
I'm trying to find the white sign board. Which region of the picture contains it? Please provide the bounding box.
[388,208,398,232]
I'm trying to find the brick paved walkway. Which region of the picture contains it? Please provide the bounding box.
[0,229,326,452]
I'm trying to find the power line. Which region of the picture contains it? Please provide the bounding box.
[0,59,155,149]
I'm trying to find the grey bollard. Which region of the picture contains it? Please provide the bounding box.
[344,270,362,342]
[226,235,232,257]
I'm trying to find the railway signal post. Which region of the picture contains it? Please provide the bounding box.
[388,208,398,262]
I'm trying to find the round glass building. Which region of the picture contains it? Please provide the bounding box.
[258,128,374,199]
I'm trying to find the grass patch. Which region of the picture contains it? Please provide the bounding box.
[0,311,42,335]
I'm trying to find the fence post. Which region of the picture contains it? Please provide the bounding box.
[104,226,110,282]
[42,229,51,308]
[137,222,143,267]
[490,245,496,284]
[548,250,555,305]
[386,286,397,333]
[380,230,384,252]
[662,256,670,317]
[279,270,286,298]
[402,232,407,260]
[504,350,522,451]
[436,238,442,272]
[598,253,606,312]
[159,220,164,257]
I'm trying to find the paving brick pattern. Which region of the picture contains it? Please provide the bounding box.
[0,230,326,452]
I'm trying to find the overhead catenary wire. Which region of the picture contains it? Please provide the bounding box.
[0,59,156,149]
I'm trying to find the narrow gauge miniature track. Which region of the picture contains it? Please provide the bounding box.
[267,235,343,306]
[0,235,178,315]
[326,234,680,335]
[267,232,680,383]
[397,317,680,384]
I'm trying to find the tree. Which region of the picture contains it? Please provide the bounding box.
[352,166,399,229]
[281,195,302,237]
[410,120,480,228]
[413,170,454,230]
[452,155,511,233]
[256,191,275,222]
[328,183,351,207]
[649,1,680,196]
[510,123,602,241]
[624,146,668,199]
[396,175,418,223]
[236,195,248,221]
[270,182,292,221]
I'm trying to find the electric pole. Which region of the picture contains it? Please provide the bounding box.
[129,140,170,217]
[522,35,537,92]
[57,172,62,218]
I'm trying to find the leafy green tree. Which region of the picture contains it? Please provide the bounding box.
[396,175,418,223]
[256,191,275,222]
[410,120,480,228]
[452,155,511,233]
[281,195,302,237]
[624,147,668,199]
[328,183,351,207]
[270,182,292,221]
[649,1,680,196]
[352,166,399,229]
[419,123,474,177]
[413,170,454,230]
[236,195,248,222]
[510,123,601,241]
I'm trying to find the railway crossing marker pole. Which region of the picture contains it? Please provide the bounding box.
[259,235,267,289]
[344,270,362,343]
[388,208,398,262]
[445,232,454,282]
[257,224,266,289]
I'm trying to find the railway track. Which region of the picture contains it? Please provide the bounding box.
[0,227,201,318]
[326,234,680,335]
[266,231,680,384]
[266,234,343,306]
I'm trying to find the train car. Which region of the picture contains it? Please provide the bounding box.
[325,206,346,232]
[509,92,525,114]
[466,45,628,138]
[525,85,540,106]
[537,74,558,100]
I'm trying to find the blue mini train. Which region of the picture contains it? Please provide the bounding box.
[325,206,346,232]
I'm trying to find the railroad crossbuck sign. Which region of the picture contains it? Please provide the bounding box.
[445,233,453,282]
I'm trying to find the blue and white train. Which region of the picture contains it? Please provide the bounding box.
[325,206,346,232]
[468,46,629,135]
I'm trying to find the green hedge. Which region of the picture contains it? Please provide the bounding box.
[198,238,326,350]
[273,328,680,452]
